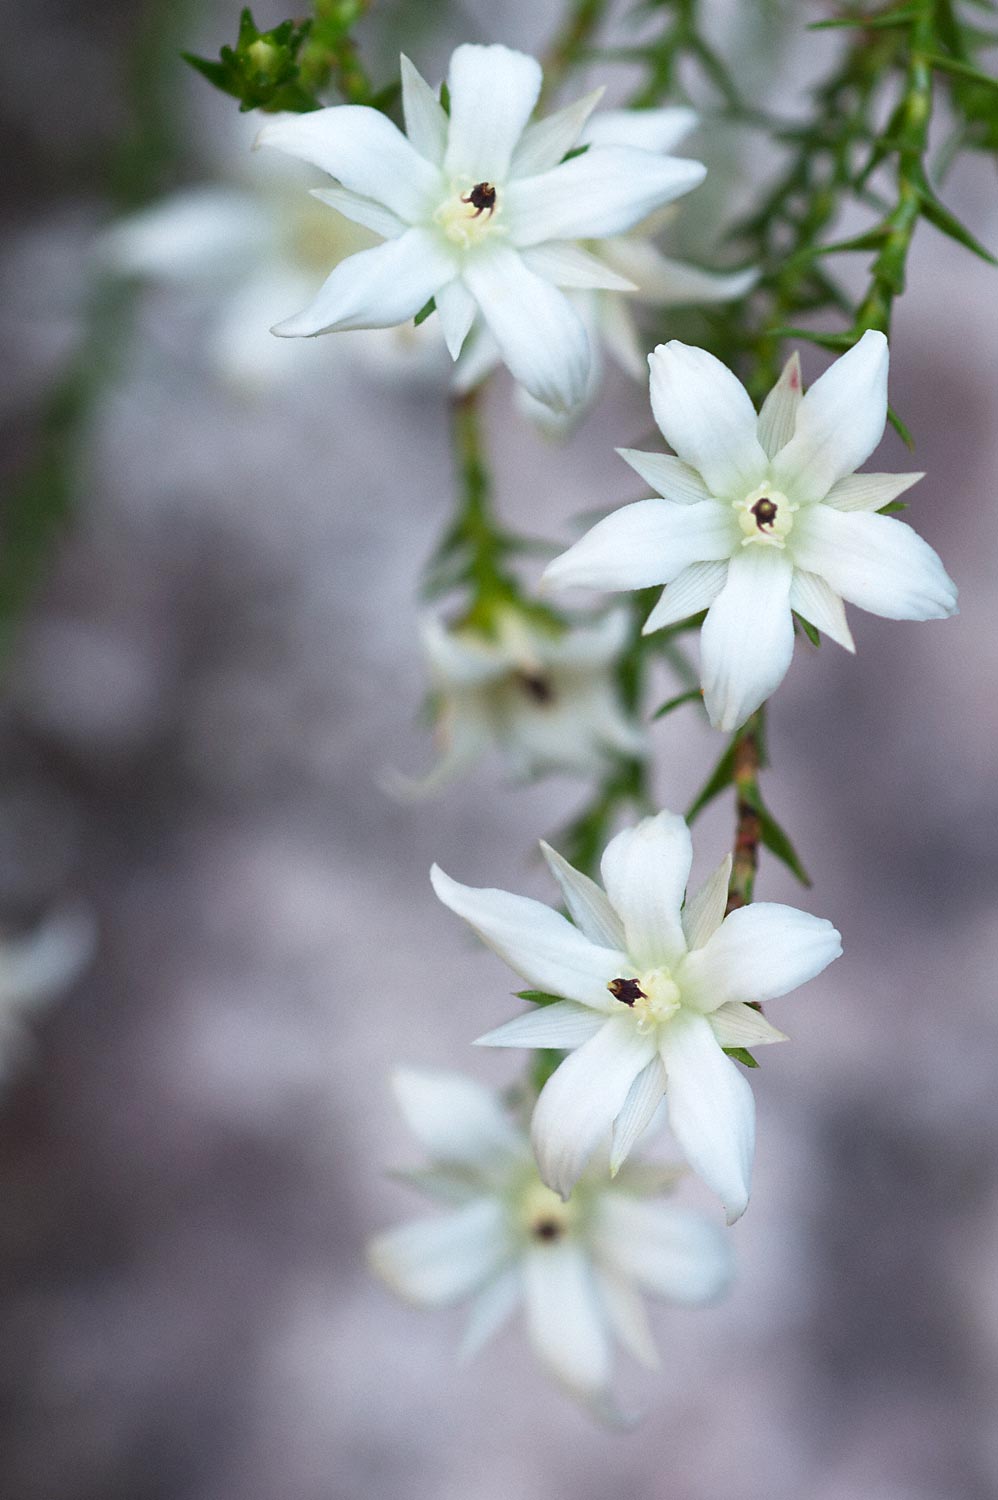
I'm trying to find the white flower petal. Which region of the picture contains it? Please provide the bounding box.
[391,1067,521,1167]
[272,227,456,335]
[770,329,888,503]
[531,1018,657,1198]
[539,841,625,950]
[400,54,448,164]
[475,1000,609,1049]
[544,499,736,592]
[445,44,542,183]
[610,1057,667,1175]
[368,1198,508,1306]
[384,695,491,800]
[616,448,711,504]
[505,148,706,249]
[599,295,646,379]
[678,901,842,1011]
[101,188,268,281]
[523,1240,612,1396]
[756,351,802,459]
[789,569,855,651]
[681,853,732,951]
[462,244,591,412]
[521,242,637,292]
[648,341,769,499]
[511,88,605,177]
[822,471,924,512]
[537,607,631,669]
[791,505,958,620]
[420,615,505,685]
[659,1011,755,1224]
[708,1001,788,1049]
[580,106,698,154]
[460,1266,521,1361]
[309,186,407,240]
[599,241,756,307]
[600,810,692,968]
[595,1270,659,1369]
[430,866,627,1010]
[435,278,477,358]
[256,105,442,222]
[700,547,795,732]
[642,560,728,634]
[595,1193,734,1301]
[452,320,502,393]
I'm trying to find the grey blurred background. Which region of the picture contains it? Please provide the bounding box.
[1,1,996,1497]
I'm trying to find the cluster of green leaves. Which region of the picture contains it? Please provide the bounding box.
[183,8,318,112]
[591,0,743,110]
[714,0,998,394]
[184,2,394,114]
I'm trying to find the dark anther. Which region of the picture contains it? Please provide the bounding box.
[533,1218,563,1241]
[461,181,497,217]
[608,977,646,1006]
[515,671,555,705]
[750,496,779,530]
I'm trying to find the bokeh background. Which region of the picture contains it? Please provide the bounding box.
[2,1,997,1497]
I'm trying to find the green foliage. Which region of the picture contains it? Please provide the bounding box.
[652,686,704,719]
[183,8,319,112]
[723,1047,760,1069]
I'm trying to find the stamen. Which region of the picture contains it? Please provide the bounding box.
[750,496,779,530]
[608,977,646,1006]
[514,670,555,705]
[460,181,497,218]
[532,1218,563,1241]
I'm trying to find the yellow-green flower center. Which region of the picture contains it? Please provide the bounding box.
[733,485,798,549]
[435,179,504,249]
[518,1178,578,1242]
[608,965,682,1034]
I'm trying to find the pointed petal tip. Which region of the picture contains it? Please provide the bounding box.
[724,1194,749,1227]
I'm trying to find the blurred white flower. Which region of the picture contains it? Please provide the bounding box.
[256,44,706,411]
[544,332,958,729]
[454,107,757,431]
[0,905,96,1083]
[432,810,841,1222]
[370,1066,733,1410]
[392,605,646,794]
[101,125,449,392]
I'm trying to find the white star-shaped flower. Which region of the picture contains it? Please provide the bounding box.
[543,332,958,728]
[255,44,706,411]
[370,1066,733,1409]
[393,605,646,794]
[454,107,757,430]
[432,810,841,1222]
[100,123,449,391]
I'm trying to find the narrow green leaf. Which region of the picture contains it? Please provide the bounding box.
[918,186,998,265]
[515,990,562,1006]
[531,1049,564,1092]
[686,737,737,823]
[927,52,998,90]
[757,804,812,886]
[886,403,915,448]
[652,687,703,720]
[794,612,821,647]
[414,297,436,327]
[724,1047,759,1068]
[877,498,908,513]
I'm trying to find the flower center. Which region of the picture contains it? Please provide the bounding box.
[733,485,798,549]
[513,669,556,705]
[518,1179,576,1242]
[608,966,682,1034]
[435,180,504,249]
